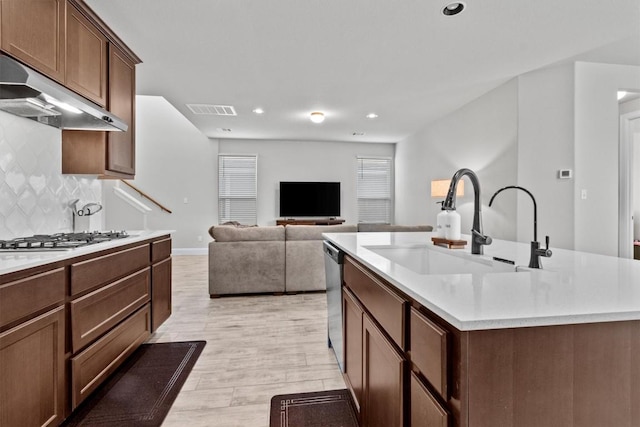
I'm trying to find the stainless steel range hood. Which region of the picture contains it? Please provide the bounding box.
[0,54,128,131]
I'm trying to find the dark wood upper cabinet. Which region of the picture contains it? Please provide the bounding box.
[107,44,136,176]
[0,0,140,179]
[0,0,66,83]
[66,3,108,106]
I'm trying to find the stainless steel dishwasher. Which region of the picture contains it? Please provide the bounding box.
[323,240,344,372]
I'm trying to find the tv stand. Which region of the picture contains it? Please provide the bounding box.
[276,219,346,226]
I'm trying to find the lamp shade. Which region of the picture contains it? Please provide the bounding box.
[431,179,464,198]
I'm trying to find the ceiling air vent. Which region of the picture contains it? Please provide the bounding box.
[186,104,237,116]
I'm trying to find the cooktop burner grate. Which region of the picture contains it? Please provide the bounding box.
[0,231,130,251]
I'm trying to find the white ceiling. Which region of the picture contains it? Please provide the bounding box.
[86,0,640,143]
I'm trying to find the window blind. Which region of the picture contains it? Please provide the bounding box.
[218,155,257,225]
[357,157,392,223]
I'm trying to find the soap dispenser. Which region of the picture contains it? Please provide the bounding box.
[445,209,461,241]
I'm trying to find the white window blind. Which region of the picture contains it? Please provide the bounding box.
[218,155,257,225]
[357,157,392,223]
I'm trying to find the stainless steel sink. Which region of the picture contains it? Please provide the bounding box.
[363,244,522,275]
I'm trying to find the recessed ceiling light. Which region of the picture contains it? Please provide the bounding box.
[309,112,325,124]
[618,91,628,101]
[252,108,265,114]
[442,2,465,16]
[365,113,378,119]
[217,128,232,132]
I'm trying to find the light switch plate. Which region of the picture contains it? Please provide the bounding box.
[558,169,572,179]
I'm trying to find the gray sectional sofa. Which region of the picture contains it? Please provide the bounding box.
[208,223,432,297]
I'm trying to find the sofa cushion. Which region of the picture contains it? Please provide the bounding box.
[357,223,433,232]
[209,240,285,295]
[285,224,357,241]
[211,225,285,242]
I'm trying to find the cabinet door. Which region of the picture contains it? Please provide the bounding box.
[107,44,136,176]
[0,0,65,82]
[343,287,363,412]
[0,307,65,427]
[151,257,172,332]
[410,372,449,427]
[66,3,108,106]
[362,313,404,427]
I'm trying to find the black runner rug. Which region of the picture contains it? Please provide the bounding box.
[61,340,206,427]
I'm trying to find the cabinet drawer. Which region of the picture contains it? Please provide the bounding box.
[344,256,406,349]
[70,244,149,295]
[151,237,171,263]
[410,372,449,427]
[70,267,150,353]
[0,267,65,329]
[410,307,448,398]
[71,304,150,409]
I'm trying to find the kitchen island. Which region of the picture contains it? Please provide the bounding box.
[324,231,640,427]
[0,230,172,427]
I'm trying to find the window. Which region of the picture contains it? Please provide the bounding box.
[357,157,392,223]
[218,155,257,225]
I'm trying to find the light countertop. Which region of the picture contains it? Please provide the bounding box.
[0,230,173,276]
[323,231,640,331]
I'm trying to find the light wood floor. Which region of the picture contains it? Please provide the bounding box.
[148,255,345,427]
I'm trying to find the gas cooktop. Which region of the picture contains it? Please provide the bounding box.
[0,231,130,252]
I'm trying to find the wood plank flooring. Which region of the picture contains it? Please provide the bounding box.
[147,255,345,427]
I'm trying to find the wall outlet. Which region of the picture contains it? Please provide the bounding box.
[183,197,188,204]
[581,189,587,200]
[197,235,203,242]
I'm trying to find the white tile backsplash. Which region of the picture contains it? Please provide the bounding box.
[0,111,103,239]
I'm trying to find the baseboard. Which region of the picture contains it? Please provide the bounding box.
[172,248,208,255]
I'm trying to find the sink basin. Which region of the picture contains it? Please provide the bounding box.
[363,245,519,275]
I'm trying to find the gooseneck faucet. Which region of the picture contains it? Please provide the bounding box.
[443,168,492,254]
[488,185,552,269]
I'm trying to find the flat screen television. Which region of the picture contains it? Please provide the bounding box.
[279,181,340,217]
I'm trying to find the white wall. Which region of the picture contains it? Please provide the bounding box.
[103,96,218,252]
[395,79,519,240]
[217,139,395,226]
[517,64,575,249]
[574,62,640,255]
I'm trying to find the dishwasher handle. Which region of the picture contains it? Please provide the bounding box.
[323,241,343,264]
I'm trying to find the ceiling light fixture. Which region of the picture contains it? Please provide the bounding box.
[252,108,264,114]
[365,113,378,119]
[309,111,325,124]
[442,2,465,16]
[617,91,628,101]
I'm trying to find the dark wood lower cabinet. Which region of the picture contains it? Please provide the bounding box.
[151,257,172,331]
[0,306,65,427]
[362,313,404,427]
[0,235,171,426]
[342,254,640,427]
[343,287,363,412]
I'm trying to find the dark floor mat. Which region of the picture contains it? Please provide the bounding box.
[61,340,206,427]
[270,389,358,427]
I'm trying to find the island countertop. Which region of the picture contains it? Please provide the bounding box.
[323,231,640,331]
[0,230,173,276]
